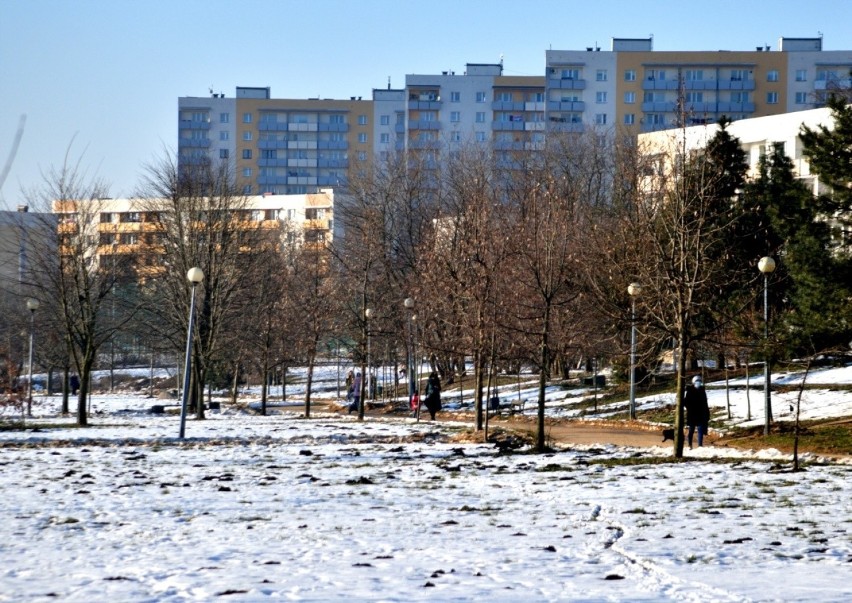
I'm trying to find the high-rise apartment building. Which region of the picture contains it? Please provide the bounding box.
[178,87,372,196]
[547,36,851,133]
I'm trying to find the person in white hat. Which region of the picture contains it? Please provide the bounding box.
[684,375,710,448]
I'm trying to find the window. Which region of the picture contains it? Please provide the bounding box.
[450,131,461,142]
[795,91,809,104]
[685,69,703,81]
[243,167,252,177]
[358,115,367,125]
[120,212,141,223]
[380,133,390,143]
[119,233,138,245]
[242,185,252,195]
[624,91,635,104]
[192,111,208,123]
[646,114,664,125]
[219,149,229,159]
[624,114,635,125]
[730,69,752,81]
[643,92,660,103]
[561,68,580,80]
[100,213,113,223]
[450,91,460,102]
[817,69,838,81]
[528,92,544,102]
[329,114,344,124]
[475,92,486,103]
[624,69,636,81]
[766,92,779,104]
[380,115,390,125]
[475,131,486,142]
[596,69,607,81]
[242,112,252,123]
[242,149,252,159]
[731,91,749,103]
[795,69,807,82]
[596,91,607,103]
[497,92,512,102]
[450,111,460,122]
[358,133,367,143]
[475,112,486,123]
[220,113,229,123]
[767,70,779,82]
[685,92,703,103]
[357,151,367,161]
[243,131,252,141]
[595,113,607,125]
[219,131,229,141]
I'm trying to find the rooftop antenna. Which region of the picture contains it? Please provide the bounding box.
[388,76,391,90]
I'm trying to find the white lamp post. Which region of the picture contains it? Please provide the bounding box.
[179,267,204,439]
[26,298,39,417]
[365,308,373,404]
[758,256,776,436]
[627,283,642,420]
[404,297,415,410]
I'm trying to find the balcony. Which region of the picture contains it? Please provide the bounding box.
[318,123,349,132]
[408,120,440,130]
[258,122,289,132]
[547,100,585,112]
[717,79,756,91]
[178,138,211,148]
[815,78,852,90]
[492,121,525,131]
[179,119,210,130]
[642,79,680,91]
[491,101,525,111]
[641,101,677,113]
[546,77,587,90]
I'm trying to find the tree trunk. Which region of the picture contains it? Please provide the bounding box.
[673,334,688,458]
[536,303,551,453]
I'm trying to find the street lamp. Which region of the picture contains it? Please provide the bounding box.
[404,297,415,411]
[179,267,204,439]
[365,308,373,405]
[26,298,39,417]
[758,256,776,436]
[627,283,642,420]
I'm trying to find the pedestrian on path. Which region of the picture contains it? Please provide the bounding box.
[684,375,710,448]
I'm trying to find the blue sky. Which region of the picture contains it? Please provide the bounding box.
[1,0,850,210]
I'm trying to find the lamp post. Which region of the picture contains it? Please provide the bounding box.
[179,267,204,439]
[404,297,415,409]
[26,298,39,417]
[758,256,776,436]
[365,308,373,404]
[627,283,642,420]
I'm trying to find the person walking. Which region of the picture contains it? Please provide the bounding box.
[349,372,362,414]
[345,369,354,403]
[684,375,710,448]
[423,372,442,421]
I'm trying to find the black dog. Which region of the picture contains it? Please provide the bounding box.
[661,428,675,442]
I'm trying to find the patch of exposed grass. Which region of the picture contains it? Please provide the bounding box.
[721,421,852,457]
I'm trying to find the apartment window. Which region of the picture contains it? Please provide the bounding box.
[475,131,486,142]
[120,212,141,223]
[220,112,229,123]
[528,92,544,102]
[243,168,252,177]
[596,91,607,103]
[243,131,252,141]
[380,115,390,125]
[356,151,366,161]
[643,91,661,103]
[242,149,252,159]
[242,112,252,123]
[561,68,580,80]
[766,92,779,104]
[421,111,436,122]
[624,69,636,81]
[450,91,460,102]
[596,69,607,81]
[646,114,664,125]
[192,111,208,123]
[624,91,635,104]
[329,114,344,124]
[358,115,367,125]
[120,233,138,245]
[242,185,252,195]
[645,69,665,81]
[817,69,838,81]
[450,111,461,122]
[219,149,229,159]
[685,92,703,103]
[261,149,277,159]
[595,113,607,125]
[767,70,779,82]
[219,131,229,141]
[624,113,635,125]
[476,91,486,103]
[795,69,807,82]
[357,133,367,143]
[380,133,390,143]
[475,112,486,123]
[795,91,809,104]
[685,69,703,81]
[731,91,749,103]
[497,92,512,102]
[450,131,461,142]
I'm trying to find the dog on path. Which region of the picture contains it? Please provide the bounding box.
[661,428,675,442]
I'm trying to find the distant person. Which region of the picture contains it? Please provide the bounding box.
[345,369,354,402]
[70,374,80,396]
[423,372,442,421]
[684,375,710,448]
[409,390,420,417]
[349,372,362,414]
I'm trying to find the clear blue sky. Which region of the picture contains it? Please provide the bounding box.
[1,0,850,210]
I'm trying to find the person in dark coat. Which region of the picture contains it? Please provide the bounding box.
[684,375,710,448]
[70,374,80,396]
[423,372,442,420]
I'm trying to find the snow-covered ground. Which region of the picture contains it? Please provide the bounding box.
[1,364,850,601]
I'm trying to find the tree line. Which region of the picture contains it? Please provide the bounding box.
[6,98,851,457]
